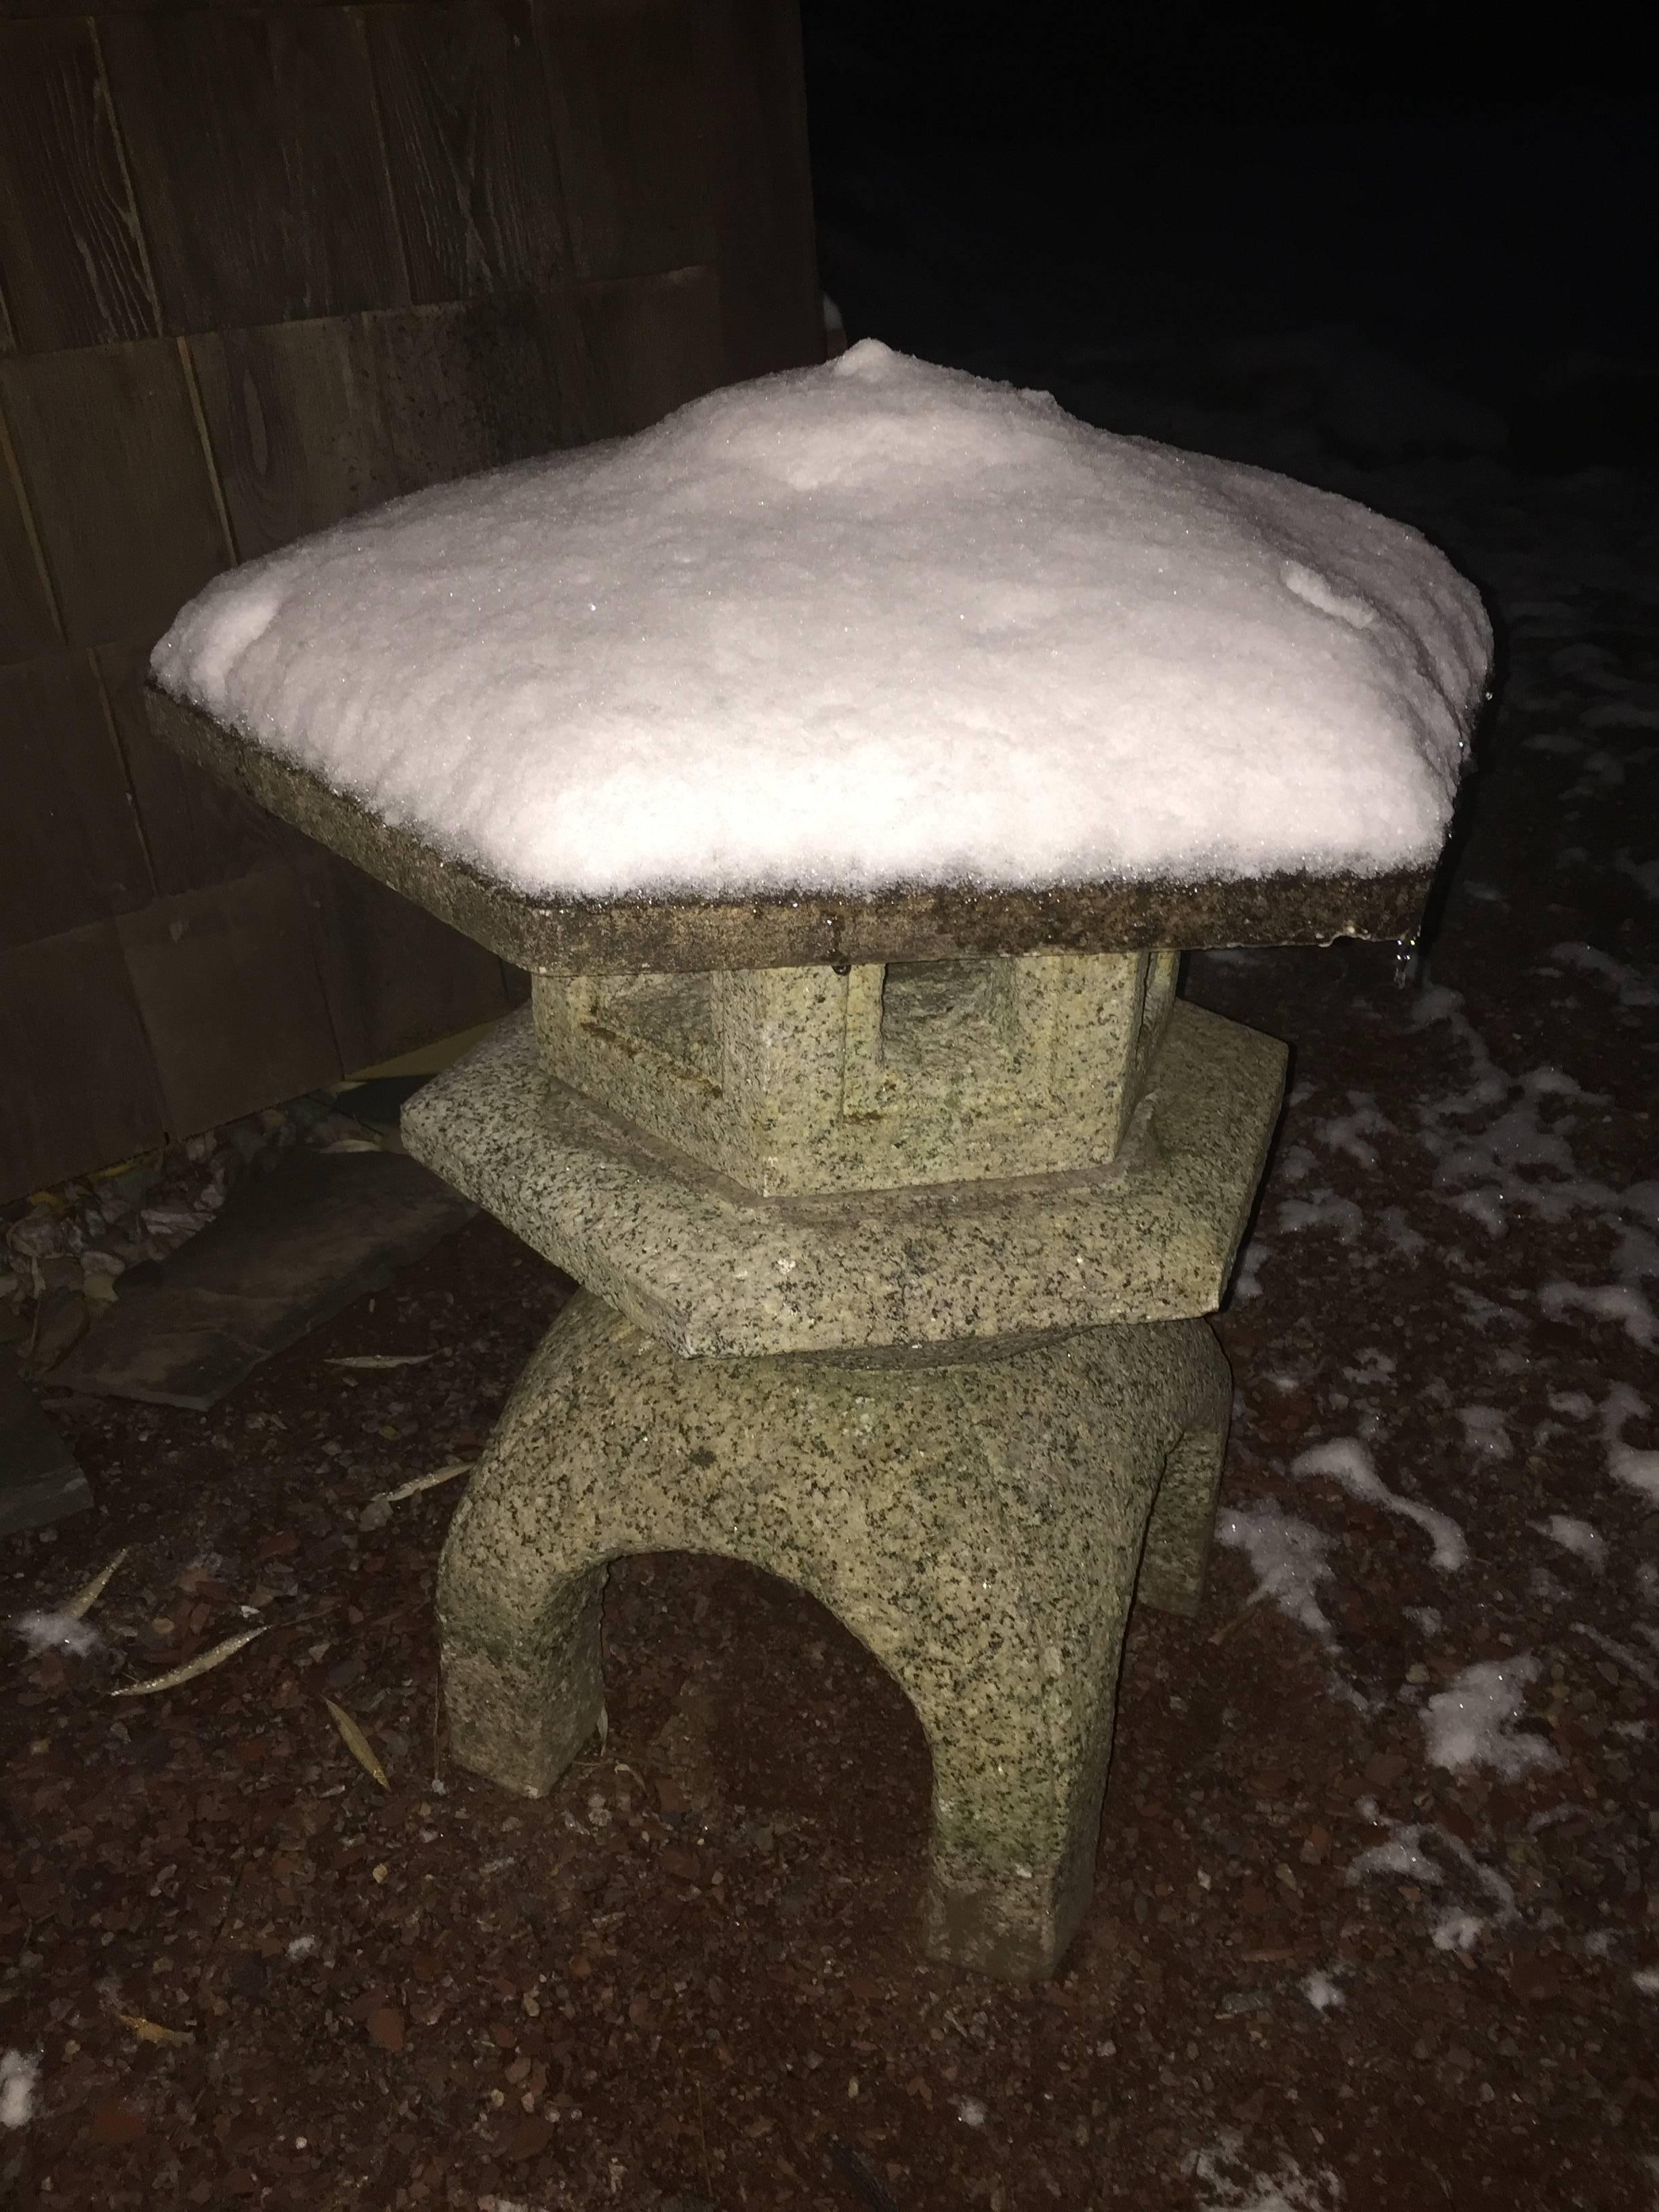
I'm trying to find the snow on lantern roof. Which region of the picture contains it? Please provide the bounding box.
[151,340,1490,909]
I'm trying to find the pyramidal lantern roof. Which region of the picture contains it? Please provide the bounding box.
[151,340,1490,921]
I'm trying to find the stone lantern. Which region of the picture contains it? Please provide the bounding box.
[147,342,1488,1979]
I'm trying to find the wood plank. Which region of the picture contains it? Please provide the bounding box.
[301,848,510,1084]
[537,0,715,283]
[117,863,343,1135]
[0,651,153,949]
[698,0,822,381]
[0,19,159,353]
[188,314,404,560]
[101,7,406,333]
[361,293,562,480]
[96,635,295,895]
[0,338,230,647]
[365,0,572,304]
[0,426,61,663]
[562,263,722,440]
[0,918,165,1202]
[191,297,571,560]
[52,1150,474,1412]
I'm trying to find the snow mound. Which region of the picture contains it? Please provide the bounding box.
[152,341,1490,903]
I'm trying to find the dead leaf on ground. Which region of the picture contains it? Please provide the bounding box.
[109,1625,268,1698]
[326,1354,433,1370]
[363,1460,474,1524]
[176,1564,231,1602]
[380,1459,472,1504]
[64,1547,130,1621]
[325,1697,390,1788]
[112,2011,193,2046]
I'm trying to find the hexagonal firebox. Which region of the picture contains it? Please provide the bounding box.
[532,947,1177,1197]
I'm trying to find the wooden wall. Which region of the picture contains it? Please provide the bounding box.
[0,0,821,1202]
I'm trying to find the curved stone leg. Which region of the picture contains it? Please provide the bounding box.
[1134,1333,1232,1619]
[436,1292,1230,1980]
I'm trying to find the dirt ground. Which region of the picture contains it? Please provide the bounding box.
[3,462,1657,2211]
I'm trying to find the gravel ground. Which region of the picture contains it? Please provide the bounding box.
[2,460,1656,2211]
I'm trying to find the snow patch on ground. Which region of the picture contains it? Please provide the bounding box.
[12,1610,100,1656]
[1313,1092,1394,1168]
[1420,1658,1561,1780]
[1275,1193,1364,1244]
[1345,1798,1517,1952]
[1214,1503,1338,1640]
[1548,941,1659,1008]
[1291,1437,1469,1570]
[1186,2131,1345,2211]
[1533,1515,1606,1569]
[1574,1624,1659,1692]
[0,2049,38,2130]
[1347,1826,1442,1887]
[1229,1239,1271,1303]
[1455,1405,1512,1460]
[1431,1910,1488,1952]
[1602,1387,1659,1502]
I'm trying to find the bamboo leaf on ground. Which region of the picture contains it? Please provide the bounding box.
[112,2011,193,2046]
[109,1625,268,1697]
[64,1547,131,1621]
[325,1698,390,1789]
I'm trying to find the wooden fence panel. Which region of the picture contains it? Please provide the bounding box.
[0,18,159,354]
[0,652,153,949]
[301,850,513,1075]
[0,0,819,1201]
[563,263,724,438]
[188,314,411,560]
[537,0,714,282]
[0,443,61,665]
[0,921,164,1200]
[365,0,573,304]
[700,0,821,379]
[96,635,298,896]
[117,864,343,1133]
[0,339,231,647]
[101,7,408,333]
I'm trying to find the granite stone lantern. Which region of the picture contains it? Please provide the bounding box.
[147,342,1489,1980]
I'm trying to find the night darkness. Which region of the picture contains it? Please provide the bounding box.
[800,2,1654,474]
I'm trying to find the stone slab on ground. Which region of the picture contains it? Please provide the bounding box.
[0,1352,91,1533]
[51,1151,475,1410]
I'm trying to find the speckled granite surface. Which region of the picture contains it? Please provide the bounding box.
[144,682,1298,1979]
[401,997,1285,1356]
[436,1290,1231,1980]
[532,949,1179,1196]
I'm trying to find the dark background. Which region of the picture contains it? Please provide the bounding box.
[799,1,1655,472]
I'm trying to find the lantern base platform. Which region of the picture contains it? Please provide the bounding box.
[437,1291,1231,1981]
